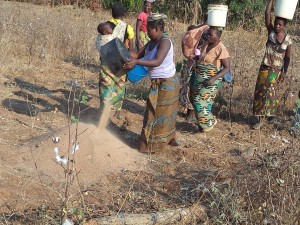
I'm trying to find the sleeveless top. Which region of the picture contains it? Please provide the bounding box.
[144,38,176,79]
[262,30,292,70]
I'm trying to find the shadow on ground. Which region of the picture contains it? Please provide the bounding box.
[64,57,100,74]
[122,99,145,116]
[2,78,141,149]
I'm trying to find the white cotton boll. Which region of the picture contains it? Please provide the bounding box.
[55,154,61,162]
[54,147,68,164]
[55,154,68,164]
[52,137,60,143]
[60,158,68,164]
[71,143,79,154]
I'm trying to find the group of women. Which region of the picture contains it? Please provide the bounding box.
[97,0,294,153]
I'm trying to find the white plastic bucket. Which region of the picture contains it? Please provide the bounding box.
[207,4,228,27]
[275,0,298,20]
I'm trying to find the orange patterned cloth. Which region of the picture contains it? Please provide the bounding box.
[181,25,209,59]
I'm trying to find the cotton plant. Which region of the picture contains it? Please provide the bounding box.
[52,137,80,165]
[54,147,68,165]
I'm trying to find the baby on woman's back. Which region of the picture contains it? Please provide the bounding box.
[97,22,113,35]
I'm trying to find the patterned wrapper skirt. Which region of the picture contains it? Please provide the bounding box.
[179,59,195,112]
[99,64,127,112]
[139,76,180,152]
[253,65,281,116]
[190,64,222,131]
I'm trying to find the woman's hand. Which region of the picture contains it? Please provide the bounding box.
[206,77,217,85]
[123,58,138,70]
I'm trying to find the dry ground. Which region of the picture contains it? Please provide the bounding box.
[0,1,299,224]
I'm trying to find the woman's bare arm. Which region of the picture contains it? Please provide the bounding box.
[124,39,171,69]
[135,20,142,50]
[265,0,274,33]
[206,58,230,85]
[279,45,292,82]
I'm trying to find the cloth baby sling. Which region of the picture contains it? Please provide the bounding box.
[96,20,127,55]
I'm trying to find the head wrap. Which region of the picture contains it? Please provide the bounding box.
[147,13,167,22]
[210,26,224,31]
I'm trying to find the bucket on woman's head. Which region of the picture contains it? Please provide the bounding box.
[275,0,299,20]
[207,4,228,27]
[128,65,148,83]
[100,38,131,75]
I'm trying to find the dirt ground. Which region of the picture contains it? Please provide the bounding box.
[0,1,299,224]
[0,64,298,224]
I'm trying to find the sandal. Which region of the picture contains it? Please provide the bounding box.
[202,119,218,132]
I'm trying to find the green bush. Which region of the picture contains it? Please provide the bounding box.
[200,0,267,29]
[100,0,144,12]
[228,0,267,29]
[147,0,267,30]
[97,0,267,30]
[153,0,202,24]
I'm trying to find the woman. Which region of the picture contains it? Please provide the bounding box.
[124,13,180,153]
[252,0,292,129]
[96,4,134,118]
[190,27,230,132]
[180,24,209,122]
[107,4,135,51]
[135,0,152,50]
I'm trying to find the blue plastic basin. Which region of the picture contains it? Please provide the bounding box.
[128,65,148,83]
[223,70,234,83]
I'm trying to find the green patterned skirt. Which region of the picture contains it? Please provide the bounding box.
[190,64,222,131]
[99,64,126,112]
[139,31,150,47]
[253,65,281,116]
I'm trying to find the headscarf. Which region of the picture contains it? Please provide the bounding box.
[147,13,167,22]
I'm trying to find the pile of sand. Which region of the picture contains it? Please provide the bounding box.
[12,122,147,186]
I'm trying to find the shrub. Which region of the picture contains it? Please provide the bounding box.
[100,0,144,12]
[154,0,203,24]
[228,0,267,29]
[199,0,267,30]
[153,0,267,30]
